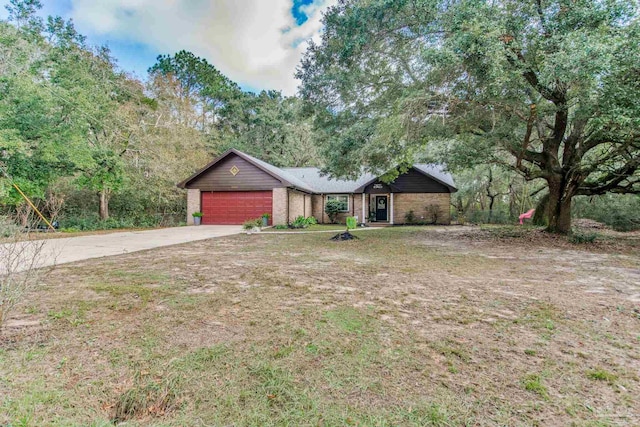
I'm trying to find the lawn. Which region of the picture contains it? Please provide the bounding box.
[1,226,639,426]
[262,224,348,232]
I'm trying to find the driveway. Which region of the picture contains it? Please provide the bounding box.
[2,225,242,273]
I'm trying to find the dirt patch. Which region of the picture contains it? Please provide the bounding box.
[1,226,639,426]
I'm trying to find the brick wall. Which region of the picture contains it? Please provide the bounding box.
[353,194,365,224]
[288,190,306,222]
[312,195,324,222]
[186,189,200,225]
[272,187,288,225]
[392,193,451,224]
[304,194,313,218]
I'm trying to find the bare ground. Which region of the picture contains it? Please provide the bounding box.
[1,226,639,426]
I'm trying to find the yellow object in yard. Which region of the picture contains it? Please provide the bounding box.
[0,164,56,232]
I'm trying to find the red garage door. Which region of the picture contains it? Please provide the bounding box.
[201,191,272,225]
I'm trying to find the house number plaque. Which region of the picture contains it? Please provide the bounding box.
[373,183,383,189]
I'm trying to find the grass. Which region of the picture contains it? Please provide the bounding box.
[522,373,549,400]
[262,224,349,232]
[586,368,618,384]
[1,226,639,426]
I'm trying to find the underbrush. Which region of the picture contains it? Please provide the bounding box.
[58,214,182,232]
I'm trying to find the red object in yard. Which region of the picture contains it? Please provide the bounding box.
[201,191,272,225]
[519,209,536,225]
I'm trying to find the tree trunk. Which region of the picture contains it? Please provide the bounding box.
[545,177,573,234]
[99,190,110,220]
[488,196,495,223]
[532,193,549,226]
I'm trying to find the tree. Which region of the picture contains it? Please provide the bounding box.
[148,50,240,138]
[298,0,640,233]
[220,91,320,167]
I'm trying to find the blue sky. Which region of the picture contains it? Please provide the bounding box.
[2,0,336,95]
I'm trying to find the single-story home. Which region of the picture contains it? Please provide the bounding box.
[177,149,457,226]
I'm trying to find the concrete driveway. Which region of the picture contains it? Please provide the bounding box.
[2,225,242,273]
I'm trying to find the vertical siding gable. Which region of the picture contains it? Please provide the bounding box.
[390,169,450,193]
[186,153,284,191]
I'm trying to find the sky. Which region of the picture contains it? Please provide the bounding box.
[1,0,337,95]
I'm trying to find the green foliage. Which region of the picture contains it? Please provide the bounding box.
[573,194,640,232]
[522,373,549,400]
[586,369,618,384]
[299,0,640,233]
[346,216,357,230]
[219,92,320,167]
[569,231,598,245]
[426,204,442,224]
[59,214,162,231]
[243,218,262,230]
[0,215,20,237]
[324,200,343,224]
[192,211,203,218]
[404,210,417,224]
[289,216,317,229]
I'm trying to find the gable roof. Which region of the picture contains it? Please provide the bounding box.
[178,149,457,193]
[177,148,314,192]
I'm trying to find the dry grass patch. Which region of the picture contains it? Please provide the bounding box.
[1,226,639,426]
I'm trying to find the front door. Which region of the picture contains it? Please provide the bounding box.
[375,196,388,221]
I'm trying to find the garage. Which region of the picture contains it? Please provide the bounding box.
[201,191,272,225]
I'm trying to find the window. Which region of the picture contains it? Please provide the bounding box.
[326,195,349,212]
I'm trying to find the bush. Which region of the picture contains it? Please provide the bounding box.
[404,210,417,224]
[324,200,343,224]
[243,218,262,230]
[569,231,598,244]
[425,204,442,224]
[273,224,289,230]
[0,216,20,238]
[573,194,640,231]
[58,214,164,231]
[289,216,317,229]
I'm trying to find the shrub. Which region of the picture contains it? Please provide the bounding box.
[346,216,357,230]
[324,199,343,224]
[569,231,598,244]
[242,218,262,230]
[573,194,640,231]
[426,204,442,224]
[288,216,318,229]
[0,216,20,238]
[404,210,417,224]
[290,216,308,229]
[273,224,288,230]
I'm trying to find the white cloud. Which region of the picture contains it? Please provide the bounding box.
[67,0,337,95]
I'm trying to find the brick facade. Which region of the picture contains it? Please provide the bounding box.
[287,190,306,222]
[272,187,288,225]
[186,189,200,225]
[392,193,450,224]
